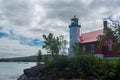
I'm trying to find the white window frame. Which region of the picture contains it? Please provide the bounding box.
[108,44,112,51]
[90,44,95,53]
[83,45,86,52]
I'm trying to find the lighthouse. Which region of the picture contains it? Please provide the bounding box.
[68,16,81,57]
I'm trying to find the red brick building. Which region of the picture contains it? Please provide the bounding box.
[79,21,118,58]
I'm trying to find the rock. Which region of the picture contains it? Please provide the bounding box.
[24,68,31,77]
[17,74,27,80]
[18,64,46,80]
[18,64,84,80]
[24,64,45,77]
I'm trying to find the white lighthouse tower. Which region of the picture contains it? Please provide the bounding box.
[68,16,81,57]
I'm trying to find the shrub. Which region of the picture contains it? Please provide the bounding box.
[44,54,120,80]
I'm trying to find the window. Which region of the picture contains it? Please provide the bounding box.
[71,20,75,25]
[108,44,112,51]
[82,45,86,52]
[90,44,95,53]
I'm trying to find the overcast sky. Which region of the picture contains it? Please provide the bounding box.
[0,0,120,58]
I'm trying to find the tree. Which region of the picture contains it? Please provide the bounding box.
[98,20,120,55]
[42,33,61,59]
[37,50,42,65]
[97,27,116,44]
[113,22,120,53]
[113,22,120,43]
[59,35,68,55]
[72,43,83,57]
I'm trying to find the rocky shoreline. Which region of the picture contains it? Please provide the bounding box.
[17,64,49,80]
[17,64,82,80]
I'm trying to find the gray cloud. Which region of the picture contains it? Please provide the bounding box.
[41,0,92,21]
[40,0,120,23]
[0,0,120,57]
[0,0,33,26]
[29,0,120,42]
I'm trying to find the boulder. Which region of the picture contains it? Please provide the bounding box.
[17,74,27,80]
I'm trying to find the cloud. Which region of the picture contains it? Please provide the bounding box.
[19,36,42,46]
[0,0,120,57]
[0,38,43,58]
[0,26,42,46]
[41,0,91,21]
[0,0,33,26]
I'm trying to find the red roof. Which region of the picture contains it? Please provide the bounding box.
[80,29,103,43]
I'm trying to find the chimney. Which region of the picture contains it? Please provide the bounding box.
[103,20,107,29]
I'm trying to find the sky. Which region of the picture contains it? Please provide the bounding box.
[0,0,120,58]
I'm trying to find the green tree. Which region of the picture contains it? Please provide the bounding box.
[72,43,83,57]
[113,22,120,43]
[98,20,120,55]
[97,27,116,44]
[59,35,68,55]
[42,33,61,59]
[37,50,42,65]
[113,22,120,53]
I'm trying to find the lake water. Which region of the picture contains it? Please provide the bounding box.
[0,62,36,80]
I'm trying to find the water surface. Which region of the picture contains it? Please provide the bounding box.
[0,62,36,80]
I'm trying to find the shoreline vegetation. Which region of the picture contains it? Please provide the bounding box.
[0,55,52,62]
[17,54,120,80]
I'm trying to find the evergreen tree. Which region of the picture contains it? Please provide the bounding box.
[37,50,42,65]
